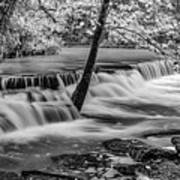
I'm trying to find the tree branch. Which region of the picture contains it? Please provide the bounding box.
[110,25,168,56]
[38,0,57,23]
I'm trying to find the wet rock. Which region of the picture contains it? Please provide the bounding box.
[51,153,111,170]
[0,154,22,169]
[103,168,120,178]
[136,173,152,180]
[128,139,177,162]
[0,171,21,180]
[85,167,96,174]
[102,138,132,155]
[146,161,180,180]
[114,163,145,176]
[103,138,177,163]
[171,136,180,154]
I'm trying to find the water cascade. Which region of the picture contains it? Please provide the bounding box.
[0,71,82,91]
[82,60,176,121]
[0,59,177,142]
[2,88,71,102]
[0,97,80,133]
[136,60,174,80]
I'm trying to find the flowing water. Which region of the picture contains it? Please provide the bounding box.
[0,59,179,171]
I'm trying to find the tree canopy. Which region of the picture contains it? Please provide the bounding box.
[0,0,180,59]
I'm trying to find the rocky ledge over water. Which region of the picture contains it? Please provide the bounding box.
[2,137,180,180]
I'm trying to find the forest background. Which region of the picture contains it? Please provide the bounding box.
[0,0,180,60]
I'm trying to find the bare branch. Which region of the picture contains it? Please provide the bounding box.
[109,25,175,58]
[38,0,57,23]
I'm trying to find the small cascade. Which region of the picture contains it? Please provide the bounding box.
[60,71,82,86]
[82,60,177,119]
[2,88,71,102]
[66,60,176,102]
[0,71,82,91]
[86,70,145,100]
[0,74,62,90]
[0,97,80,133]
[136,60,174,80]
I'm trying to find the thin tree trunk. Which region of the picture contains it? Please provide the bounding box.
[71,0,110,111]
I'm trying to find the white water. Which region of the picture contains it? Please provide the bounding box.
[0,71,81,90]
[0,59,178,149]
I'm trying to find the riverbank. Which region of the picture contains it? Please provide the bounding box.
[1,137,180,180]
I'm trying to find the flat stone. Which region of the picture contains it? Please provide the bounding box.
[85,167,96,174]
[0,171,21,180]
[103,168,120,178]
[114,163,145,176]
[103,138,177,163]
[102,138,132,154]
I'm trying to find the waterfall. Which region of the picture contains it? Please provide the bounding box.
[0,60,173,91]
[82,60,176,119]
[0,71,82,91]
[2,88,71,102]
[0,59,176,135]
[0,97,80,133]
[84,60,174,99]
[136,60,174,80]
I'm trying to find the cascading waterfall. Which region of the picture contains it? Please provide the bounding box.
[136,60,174,80]
[0,97,80,133]
[2,88,71,102]
[0,58,180,172]
[0,59,176,137]
[0,71,82,91]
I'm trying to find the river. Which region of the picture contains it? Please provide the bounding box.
[0,52,178,171]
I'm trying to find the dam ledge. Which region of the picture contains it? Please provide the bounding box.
[0,48,163,75]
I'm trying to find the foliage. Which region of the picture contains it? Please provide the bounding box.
[0,0,180,59]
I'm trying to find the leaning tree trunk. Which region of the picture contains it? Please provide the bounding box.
[71,0,110,111]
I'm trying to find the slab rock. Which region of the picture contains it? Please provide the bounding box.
[102,138,132,155]
[0,171,21,180]
[103,138,177,163]
[128,139,177,162]
[51,153,111,170]
[146,161,180,180]
[171,136,180,155]
[114,163,146,176]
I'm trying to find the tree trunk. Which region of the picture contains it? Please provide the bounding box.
[0,0,17,32]
[0,0,17,59]
[71,0,110,111]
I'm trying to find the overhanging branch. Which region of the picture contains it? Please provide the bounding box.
[38,0,57,23]
[110,25,168,56]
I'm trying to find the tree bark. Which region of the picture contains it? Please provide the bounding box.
[0,0,17,33]
[71,0,110,111]
[0,0,17,59]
